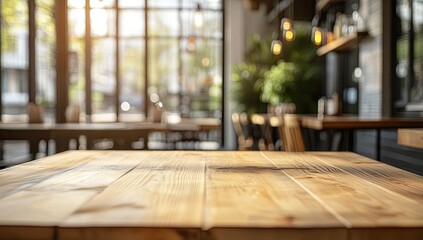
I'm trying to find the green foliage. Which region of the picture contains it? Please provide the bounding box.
[261,62,296,105]
[261,23,322,113]
[232,25,322,114]
[231,62,268,114]
[231,35,276,114]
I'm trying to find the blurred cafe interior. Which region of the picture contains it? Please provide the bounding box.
[1,1,423,240]
[0,0,422,174]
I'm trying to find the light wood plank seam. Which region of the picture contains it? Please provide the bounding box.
[309,153,423,204]
[260,151,353,229]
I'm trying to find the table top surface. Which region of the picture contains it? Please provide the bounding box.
[0,151,422,240]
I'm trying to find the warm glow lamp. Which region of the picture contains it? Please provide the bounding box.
[271,40,283,55]
[311,26,323,46]
[281,18,292,31]
[283,29,295,41]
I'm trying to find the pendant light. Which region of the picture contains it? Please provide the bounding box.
[271,0,282,55]
[280,2,295,42]
[311,13,324,45]
[271,39,283,55]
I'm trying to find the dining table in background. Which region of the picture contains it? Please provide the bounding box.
[0,150,422,240]
[0,118,221,161]
[300,115,423,160]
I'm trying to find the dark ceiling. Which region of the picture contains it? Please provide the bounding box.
[244,0,316,22]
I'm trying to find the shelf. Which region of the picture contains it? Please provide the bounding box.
[316,31,369,56]
[316,0,345,12]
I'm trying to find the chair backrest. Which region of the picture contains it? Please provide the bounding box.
[27,103,44,123]
[232,112,253,150]
[66,105,81,123]
[280,114,305,152]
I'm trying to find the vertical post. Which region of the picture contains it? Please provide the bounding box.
[144,0,148,118]
[56,0,69,123]
[85,0,92,121]
[115,0,120,121]
[221,0,225,147]
[28,0,36,103]
[0,0,3,121]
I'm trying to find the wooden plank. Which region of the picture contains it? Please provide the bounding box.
[205,151,345,240]
[311,152,423,203]
[262,152,423,230]
[59,151,206,239]
[0,151,97,199]
[316,31,368,56]
[0,151,145,227]
[398,128,423,149]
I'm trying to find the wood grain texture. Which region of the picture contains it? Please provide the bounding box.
[0,151,97,199]
[0,151,422,240]
[61,151,206,228]
[398,128,423,149]
[262,152,423,229]
[204,152,344,236]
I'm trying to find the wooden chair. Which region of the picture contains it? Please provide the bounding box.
[66,105,81,123]
[279,114,305,152]
[27,103,49,159]
[232,112,253,150]
[27,102,44,123]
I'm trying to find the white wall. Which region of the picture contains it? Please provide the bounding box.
[223,0,271,149]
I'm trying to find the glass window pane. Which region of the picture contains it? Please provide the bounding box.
[182,10,222,38]
[91,9,116,37]
[36,0,56,122]
[68,0,85,8]
[180,38,222,117]
[182,0,222,10]
[411,0,422,105]
[119,39,145,121]
[203,11,223,38]
[1,0,28,120]
[68,38,85,113]
[148,10,179,37]
[119,10,144,37]
[181,10,195,36]
[119,0,144,8]
[92,38,117,122]
[148,0,179,8]
[90,0,114,8]
[148,39,179,111]
[68,9,85,37]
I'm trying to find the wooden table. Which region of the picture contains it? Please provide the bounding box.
[0,151,422,240]
[0,119,221,160]
[398,128,423,149]
[300,116,423,160]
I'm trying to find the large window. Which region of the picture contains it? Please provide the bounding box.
[1,0,223,124]
[67,0,223,122]
[1,1,29,121]
[393,0,423,115]
[1,0,56,122]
